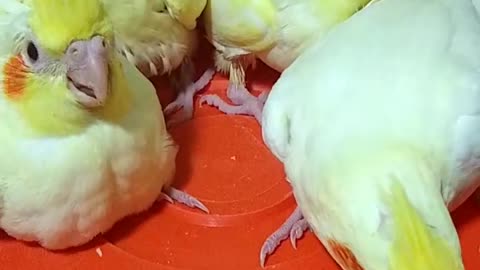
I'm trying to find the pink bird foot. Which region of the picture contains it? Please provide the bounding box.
[290,218,309,249]
[199,83,267,124]
[164,68,215,127]
[160,187,209,213]
[259,207,309,267]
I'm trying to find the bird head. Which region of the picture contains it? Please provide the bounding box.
[2,0,130,136]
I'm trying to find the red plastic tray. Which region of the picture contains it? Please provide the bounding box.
[1,42,480,270]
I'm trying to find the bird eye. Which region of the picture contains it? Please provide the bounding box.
[26,42,39,62]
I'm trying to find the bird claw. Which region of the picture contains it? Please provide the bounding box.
[158,192,174,204]
[164,68,215,127]
[289,218,309,250]
[162,187,210,213]
[199,81,267,124]
[163,99,183,116]
[259,207,305,267]
[260,235,283,269]
[199,92,266,124]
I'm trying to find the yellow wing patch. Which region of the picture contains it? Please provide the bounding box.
[385,180,463,270]
[29,0,112,55]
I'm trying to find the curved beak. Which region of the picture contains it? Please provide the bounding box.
[64,36,109,108]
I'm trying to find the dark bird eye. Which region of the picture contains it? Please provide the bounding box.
[27,42,39,62]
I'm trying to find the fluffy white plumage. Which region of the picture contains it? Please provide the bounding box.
[0,58,177,249]
[0,0,180,249]
[0,0,29,56]
[262,0,480,268]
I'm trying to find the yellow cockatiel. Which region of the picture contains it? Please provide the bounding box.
[200,0,374,124]
[100,0,214,126]
[20,0,213,126]
[0,0,208,250]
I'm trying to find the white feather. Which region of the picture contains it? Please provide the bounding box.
[263,0,480,268]
[0,0,29,57]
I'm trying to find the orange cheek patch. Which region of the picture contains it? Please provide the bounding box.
[327,239,365,270]
[2,55,28,99]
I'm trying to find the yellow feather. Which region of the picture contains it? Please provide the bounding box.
[17,58,132,137]
[203,0,278,52]
[29,0,112,54]
[7,0,132,137]
[18,75,92,136]
[164,0,207,30]
[94,59,132,123]
[316,0,373,24]
[385,180,463,270]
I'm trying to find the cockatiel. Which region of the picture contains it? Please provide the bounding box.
[0,0,208,250]
[199,0,374,124]
[101,0,214,127]
[260,0,480,267]
[17,0,213,126]
[41,0,211,127]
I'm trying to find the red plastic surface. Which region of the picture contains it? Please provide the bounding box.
[1,43,480,270]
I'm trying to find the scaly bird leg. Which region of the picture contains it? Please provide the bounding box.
[200,59,267,125]
[290,218,309,249]
[159,186,209,213]
[259,207,310,268]
[164,59,215,127]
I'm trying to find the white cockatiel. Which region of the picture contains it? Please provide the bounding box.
[0,0,208,250]
[260,0,480,268]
